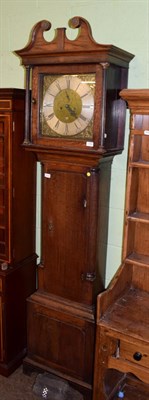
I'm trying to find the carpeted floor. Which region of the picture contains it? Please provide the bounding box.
[0,364,84,399]
[0,364,38,400]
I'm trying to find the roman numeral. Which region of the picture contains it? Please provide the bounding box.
[82,104,93,109]
[65,124,69,135]
[75,82,81,92]
[47,113,54,120]
[55,81,61,91]
[74,122,80,130]
[54,120,60,130]
[81,91,90,98]
[43,103,53,107]
[47,90,55,97]
[79,114,87,121]
[66,76,70,89]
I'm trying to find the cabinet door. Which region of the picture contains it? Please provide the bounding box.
[27,295,95,384]
[40,163,99,304]
[0,115,11,262]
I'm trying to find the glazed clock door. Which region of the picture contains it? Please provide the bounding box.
[0,115,10,262]
[40,162,99,305]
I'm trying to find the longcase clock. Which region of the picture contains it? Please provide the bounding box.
[15,17,134,399]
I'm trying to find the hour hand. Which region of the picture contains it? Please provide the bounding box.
[65,104,77,118]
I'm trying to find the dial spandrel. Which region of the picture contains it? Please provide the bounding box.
[40,74,95,139]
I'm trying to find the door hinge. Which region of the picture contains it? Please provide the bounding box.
[81,272,96,282]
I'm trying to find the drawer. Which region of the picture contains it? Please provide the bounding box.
[0,100,12,110]
[120,340,149,369]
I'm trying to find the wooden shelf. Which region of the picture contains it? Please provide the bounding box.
[132,129,149,135]
[126,252,149,266]
[100,287,149,341]
[127,212,149,223]
[130,161,149,168]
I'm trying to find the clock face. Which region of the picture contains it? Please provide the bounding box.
[40,73,95,140]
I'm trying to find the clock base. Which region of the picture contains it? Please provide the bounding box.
[23,290,95,400]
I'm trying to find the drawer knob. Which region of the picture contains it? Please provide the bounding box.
[133,352,142,361]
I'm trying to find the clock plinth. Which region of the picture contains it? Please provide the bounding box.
[15,17,134,399]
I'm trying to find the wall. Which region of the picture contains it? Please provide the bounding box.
[0,0,149,286]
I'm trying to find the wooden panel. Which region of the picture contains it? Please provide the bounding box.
[134,222,149,255]
[127,168,139,213]
[0,297,3,362]
[28,311,86,376]
[0,115,10,262]
[128,168,149,213]
[130,135,142,162]
[133,114,149,130]
[3,258,36,364]
[11,110,36,263]
[27,293,95,384]
[130,132,149,163]
[40,165,98,304]
[125,221,149,260]
[41,168,88,301]
[132,264,149,291]
[0,278,2,292]
[142,135,149,160]
[137,169,149,212]
[0,100,11,110]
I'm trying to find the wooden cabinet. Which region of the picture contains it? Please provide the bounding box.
[15,18,134,399]
[0,89,36,376]
[93,89,149,400]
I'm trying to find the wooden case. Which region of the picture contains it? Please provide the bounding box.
[15,18,134,399]
[0,89,36,375]
[93,90,149,400]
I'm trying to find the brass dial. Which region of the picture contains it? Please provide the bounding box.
[42,74,95,138]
